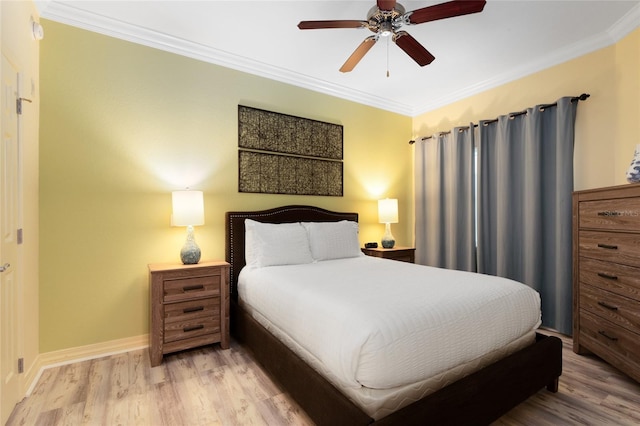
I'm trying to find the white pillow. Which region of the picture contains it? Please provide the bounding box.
[303,220,361,261]
[245,219,313,267]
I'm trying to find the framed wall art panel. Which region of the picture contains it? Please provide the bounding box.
[238,151,343,196]
[238,105,344,196]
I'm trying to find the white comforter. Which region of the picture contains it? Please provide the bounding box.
[238,256,541,390]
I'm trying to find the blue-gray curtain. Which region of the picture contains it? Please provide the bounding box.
[414,126,476,271]
[477,97,577,335]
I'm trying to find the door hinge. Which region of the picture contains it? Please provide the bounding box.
[16,97,32,115]
[18,358,24,374]
[17,228,23,244]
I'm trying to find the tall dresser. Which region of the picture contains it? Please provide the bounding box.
[573,184,640,383]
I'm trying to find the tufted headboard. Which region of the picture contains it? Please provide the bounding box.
[225,205,359,301]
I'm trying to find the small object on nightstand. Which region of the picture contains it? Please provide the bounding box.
[365,242,378,248]
[148,260,230,367]
[362,246,415,263]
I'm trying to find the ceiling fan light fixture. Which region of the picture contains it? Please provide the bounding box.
[380,21,393,37]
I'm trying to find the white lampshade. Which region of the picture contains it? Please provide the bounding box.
[378,198,398,224]
[172,190,205,226]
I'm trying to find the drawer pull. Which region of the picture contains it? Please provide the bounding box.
[183,324,204,332]
[597,211,622,216]
[183,284,205,292]
[597,243,618,250]
[597,330,618,341]
[183,306,205,314]
[597,272,618,280]
[597,301,619,311]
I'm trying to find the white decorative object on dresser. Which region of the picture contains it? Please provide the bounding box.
[626,144,640,183]
[572,184,640,383]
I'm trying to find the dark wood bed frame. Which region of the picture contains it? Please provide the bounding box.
[225,205,563,425]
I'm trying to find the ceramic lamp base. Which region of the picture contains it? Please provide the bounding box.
[180,225,201,264]
[381,222,396,249]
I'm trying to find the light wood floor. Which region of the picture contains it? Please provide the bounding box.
[7,331,640,426]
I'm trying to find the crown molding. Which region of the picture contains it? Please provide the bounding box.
[39,1,640,118]
[412,4,640,116]
[38,2,415,116]
[608,2,640,42]
[411,31,612,116]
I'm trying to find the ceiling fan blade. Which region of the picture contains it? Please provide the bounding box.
[394,31,435,66]
[377,0,397,11]
[340,36,377,73]
[298,20,367,30]
[406,0,486,25]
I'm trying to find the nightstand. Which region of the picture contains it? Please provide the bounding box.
[361,246,416,263]
[148,260,230,367]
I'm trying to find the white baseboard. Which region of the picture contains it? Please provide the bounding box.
[24,334,149,396]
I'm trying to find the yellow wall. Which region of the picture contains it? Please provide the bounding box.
[39,20,412,352]
[1,0,40,398]
[614,28,640,179]
[38,18,640,354]
[413,28,640,192]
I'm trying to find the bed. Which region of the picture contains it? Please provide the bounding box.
[225,205,562,425]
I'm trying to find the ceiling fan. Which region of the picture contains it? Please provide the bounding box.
[298,0,487,73]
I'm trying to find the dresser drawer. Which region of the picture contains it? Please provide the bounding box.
[579,309,640,379]
[578,230,640,267]
[163,275,221,302]
[580,284,640,335]
[579,198,640,231]
[579,257,640,299]
[164,316,221,343]
[164,297,220,323]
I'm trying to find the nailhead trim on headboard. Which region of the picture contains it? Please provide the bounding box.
[225,205,358,301]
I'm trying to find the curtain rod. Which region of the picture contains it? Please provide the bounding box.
[409,93,590,144]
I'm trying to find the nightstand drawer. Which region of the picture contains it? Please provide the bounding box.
[164,297,220,323]
[383,251,414,263]
[164,316,221,343]
[361,246,415,263]
[163,275,221,302]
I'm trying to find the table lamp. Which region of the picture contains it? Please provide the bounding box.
[378,198,398,249]
[172,190,204,264]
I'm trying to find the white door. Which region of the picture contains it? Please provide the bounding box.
[0,53,21,425]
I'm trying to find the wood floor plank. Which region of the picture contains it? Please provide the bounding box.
[167,353,224,425]
[41,362,89,412]
[81,357,115,424]
[8,368,57,425]
[208,364,267,425]
[257,392,314,426]
[7,331,640,426]
[153,380,186,425]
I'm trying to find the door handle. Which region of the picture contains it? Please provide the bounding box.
[0,263,10,272]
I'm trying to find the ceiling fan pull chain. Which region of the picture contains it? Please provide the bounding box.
[386,36,390,77]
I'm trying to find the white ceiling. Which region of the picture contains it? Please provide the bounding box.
[36,0,640,117]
